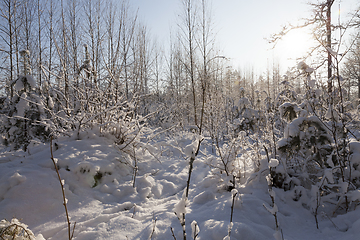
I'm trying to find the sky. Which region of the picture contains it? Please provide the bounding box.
[131,0,359,76]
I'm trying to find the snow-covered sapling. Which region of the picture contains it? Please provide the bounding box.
[191,220,200,240]
[132,204,137,218]
[264,146,283,240]
[310,185,320,229]
[149,214,158,239]
[224,188,238,239]
[174,189,189,240]
[174,135,203,240]
[170,227,177,240]
[184,137,203,197]
[132,144,138,188]
[50,137,76,240]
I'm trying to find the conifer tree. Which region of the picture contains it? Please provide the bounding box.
[2,50,51,150]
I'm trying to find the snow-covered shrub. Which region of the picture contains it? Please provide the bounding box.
[263,156,283,239]
[275,80,298,108]
[0,218,37,240]
[232,88,265,135]
[1,75,51,151]
[275,85,333,189]
[349,140,360,188]
[267,61,360,217]
[208,130,265,190]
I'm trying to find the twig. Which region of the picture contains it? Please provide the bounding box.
[132,145,138,188]
[227,190,237,238]
[132,204,137,218]
[323,212,340,231]
[185,138,203,198]
[50,137,75,240]
[170,227,177,240]
[140,144,162,164]
[174,212,186,240]
[315,191,319,229]
[230,192,237,225]
[149,214,157,239]
[181,213,186,240]
[263,146,283,239]
[192,221,199,239]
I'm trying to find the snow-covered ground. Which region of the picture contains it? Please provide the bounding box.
[1,132,360,240]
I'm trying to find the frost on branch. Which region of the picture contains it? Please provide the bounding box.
[184,140,198,159]
[269,158,279,168]
[191,220,200,239]
[297,61,314,73]
[174,189,189,219]
[263,202,279,215]
[231,188,238,197]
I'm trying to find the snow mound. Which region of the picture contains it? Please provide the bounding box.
[1,134,360,240]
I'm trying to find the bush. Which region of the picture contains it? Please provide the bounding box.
[0,218,37,240]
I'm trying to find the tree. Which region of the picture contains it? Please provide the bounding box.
[268,1,338,95]
[343,34,360,99]
[178,0,198,127]
[2,50,50,150]
[0,0,20,98]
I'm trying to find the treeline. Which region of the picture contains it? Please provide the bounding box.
[0,0,359,150]
[0,0,281,135]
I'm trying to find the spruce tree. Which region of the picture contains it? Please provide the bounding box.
[2,50,51,151]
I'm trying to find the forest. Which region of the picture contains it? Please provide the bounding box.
[1,0,360,239]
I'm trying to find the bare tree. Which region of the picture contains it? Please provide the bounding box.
[198,0,216,134]
[67,0,81,88]
[178,0,198,127]
[36,0,44,87]
[0,0,20,97]
[83,0,103,87]
[59,0,70,108]
[344,35,360,98]
[151,39,164,99]
[45,0,57,86]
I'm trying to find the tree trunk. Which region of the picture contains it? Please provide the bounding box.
[327,0,334,94]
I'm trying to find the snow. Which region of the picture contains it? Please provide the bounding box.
[284,117,305,138]
[297,61,314,73]
[269,158,279,168]
[349,140,360,165]
[0,218,45,240]
[325,105,340,121]
[308,79,316,88]
[297,61,307,70]
[174,189,188,218]
[324,169,334,184]
[48,96,54,110]
[191,220,200,239]
[193,190,216,204]
[326,47,338,56]
[263,202,278,215]
[26,75,37,89]
[274,230,282,240]
[16,93,29,117]
[14,78,24,92]
[231,188,238,196]
[237,97,250,109]
[340,181,349,194]
[1,134,360,239]
[184,140,198,158]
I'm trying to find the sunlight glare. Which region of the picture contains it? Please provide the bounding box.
[275,28,315,67]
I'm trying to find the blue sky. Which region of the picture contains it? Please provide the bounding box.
[132,0,358,75]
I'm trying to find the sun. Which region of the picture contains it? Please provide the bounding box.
[275,28,316,66]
